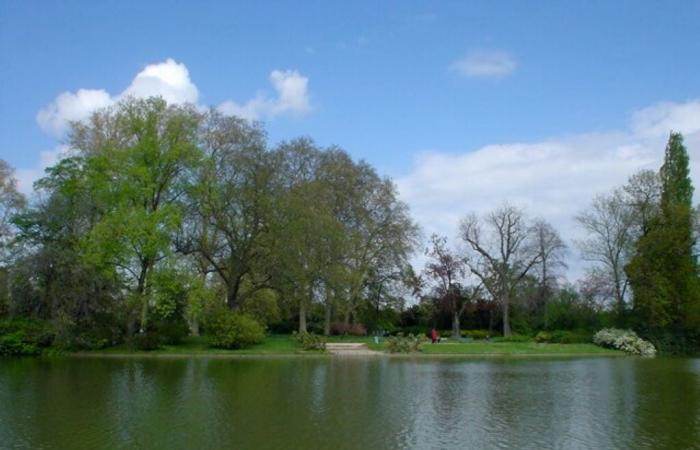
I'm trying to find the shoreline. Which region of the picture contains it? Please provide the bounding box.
[68,350,626,359]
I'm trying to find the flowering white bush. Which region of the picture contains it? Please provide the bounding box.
[593,328,656,357]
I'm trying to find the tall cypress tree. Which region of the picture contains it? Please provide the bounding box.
[627,132,700,346]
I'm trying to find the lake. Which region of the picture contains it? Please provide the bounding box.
[1,356,699,449]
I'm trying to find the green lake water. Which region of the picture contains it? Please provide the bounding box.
[1,356,699,449]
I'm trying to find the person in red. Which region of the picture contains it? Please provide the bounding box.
[430,328,440,344]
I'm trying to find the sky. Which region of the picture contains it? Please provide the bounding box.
[1,0,700,280]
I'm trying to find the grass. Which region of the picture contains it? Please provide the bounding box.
[80,334,623,357]
[419,341,622,355]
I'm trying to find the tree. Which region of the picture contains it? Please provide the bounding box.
[0,160,26,260]
[459,204,541,336]
[185,111,273,310]
[71,97,202,334]
[531,219,567,329]
[422,234,480,338]
[575,190,636,316]
[627,132,700,339]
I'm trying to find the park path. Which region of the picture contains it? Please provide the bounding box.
[326,343,381,356]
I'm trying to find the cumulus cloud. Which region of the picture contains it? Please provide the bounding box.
[36,89,112,137]
[396,99,700,280]
[217,70,311,121]
[450,50,517,78]
[37,59,197,137]
[37,59,309,136]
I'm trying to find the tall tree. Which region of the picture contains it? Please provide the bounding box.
[72,98,202,333]
[185,111,272,310]
[460,204,541,336]
[531,219,567,329]
[627,132,700,338]
[422,234,480,338]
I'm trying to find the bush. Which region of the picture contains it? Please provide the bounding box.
[535,330,592,344]
[294,331,326,351]
[462,329,498,340]
[131,332,163,351]
[153,320,190,345]
[0,333,40,356]
[389,326,425,337]
[386,333,424,353]
[495,334,533,343]
[593,328,656,357]
[330,322,367,336]
[206,309,265,349]
[0,318,54,356]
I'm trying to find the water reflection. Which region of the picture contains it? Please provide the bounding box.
[1,356,699,449]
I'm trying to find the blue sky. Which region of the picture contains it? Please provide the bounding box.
[2,0,700,278]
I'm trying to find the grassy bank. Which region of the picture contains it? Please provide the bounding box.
[78,334,622,357]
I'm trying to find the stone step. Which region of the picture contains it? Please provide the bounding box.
[326,343,367,350]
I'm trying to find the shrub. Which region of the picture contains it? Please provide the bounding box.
[153,320,190,345]
[348,323,367,336]
[389,326,425,337]
[330,322,350,336]
[386,333,424,353]
[0,318,54,356]
[206,309,265,349]
[0,333,40,356]
[462,329,498,340]
[294,331,326,351]
[535,330,592,344]
[495,334,533,343]
[593,328,656,357]
[131,332,163,351]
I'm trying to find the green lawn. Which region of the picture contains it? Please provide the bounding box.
[419,341,622,355]
[82,334,622,356]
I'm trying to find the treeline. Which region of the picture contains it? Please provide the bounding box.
[0,97,698,354]
[416,132,700,353]
[0,97,417,349]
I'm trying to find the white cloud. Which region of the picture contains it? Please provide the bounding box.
[217,70,311,121]
[121,58,198,105]
[396,99,700,280]
[37,59,309,136]
[450,50,517,78]
[36,89,112,137]
[37,59,197,137]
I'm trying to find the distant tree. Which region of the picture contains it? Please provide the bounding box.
[422,234,481,338]
[460,204,541,336]
[627,132,700,339]
[531,219,567,329]
[0,160,26,260]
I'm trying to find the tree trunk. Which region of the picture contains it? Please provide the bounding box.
[190,318,200,337]
[502,294,512,337]
[298,301,307,334]
[452,311,461,339]
[324,302,331,336]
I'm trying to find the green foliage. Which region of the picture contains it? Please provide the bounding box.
[0,319,54,356]
[206,308,265,349]
[535,330,591,344]
[627,132,700,344]
[130,332,163,351]
[461,329,498,339]
[0,333,40,356]
[386,333,424,353]
[495,334,533,343]
[294,331,327,351]
[240,288,281,326]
